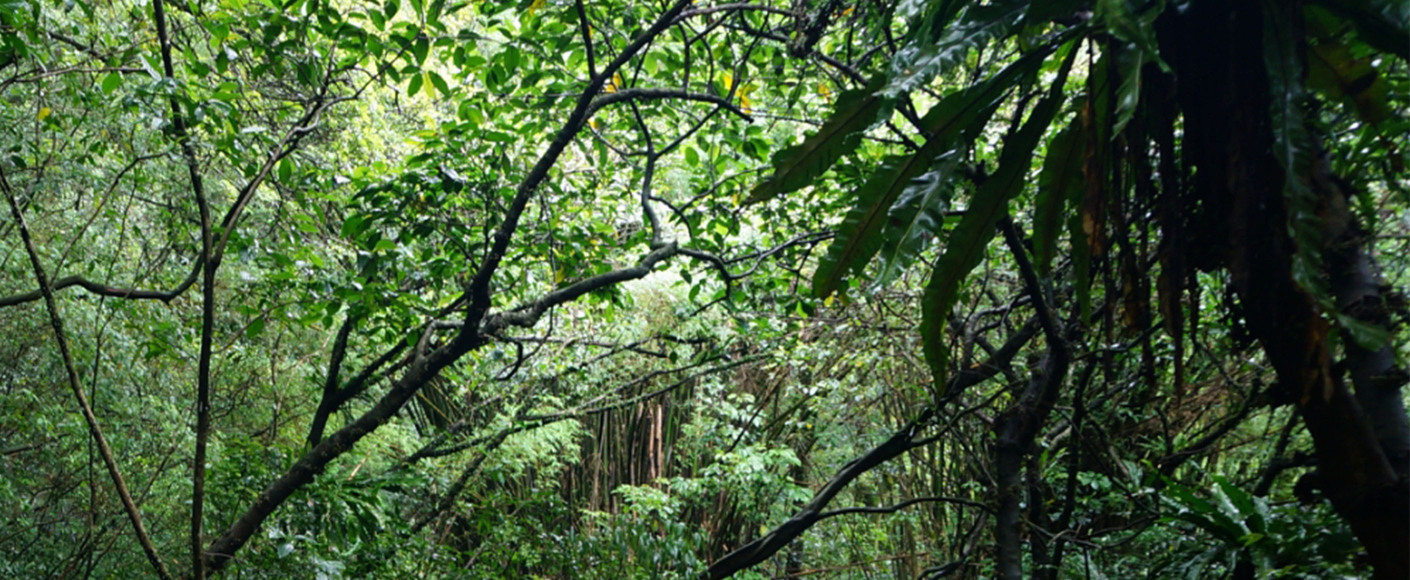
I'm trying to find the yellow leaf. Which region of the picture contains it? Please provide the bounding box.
[554,268,565,284]
[817,82,831,100]
[37,107,51,121]
[526,0,546,16]
[605,72,622,93]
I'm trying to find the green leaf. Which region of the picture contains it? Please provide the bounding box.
[1212,475,1266,535]
[1263,1,1330,308]
[341,214,367,238]
[1309,0,1410,60]
[428,70,451,97]
[1033,120,1084,277]
[1096,0,1169,72]
[872,152,962,287]
[0,0,29,16]
[1163,485,1244,544]
[886,0,1028,96]
[1305,38,1393,126]
[407,72,423,97]
[412,35,430,65]
[1336,314,1392,350]
[1111,43,1145,136]
[812,40,1063,299]
[100,72,122,94]
[746,77,890,205]
[246,316,266,339]
[921,42,1077,387]
[1023,0,1088,28]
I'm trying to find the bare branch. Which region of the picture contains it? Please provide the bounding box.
[818,495,992,521]
[587,87,753,121]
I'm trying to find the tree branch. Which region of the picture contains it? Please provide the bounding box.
[705,318,1040,579]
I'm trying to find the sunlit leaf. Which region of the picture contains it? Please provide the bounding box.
[101,72,122,94]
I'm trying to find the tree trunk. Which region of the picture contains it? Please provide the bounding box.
[1159,2,1409,577]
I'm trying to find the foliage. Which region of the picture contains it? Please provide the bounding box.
[0,0,1406,578]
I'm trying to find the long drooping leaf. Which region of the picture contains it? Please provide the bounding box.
[1032,120,1084,278]
[1262,1,1325,303]
[1310,0,1410,60]
[746,77,890,205]
[886,0,1028,96]
[1111,43,1146,136]
[1096,0,1170,136]
[1071,50,1114,321]
[1265,1,1390,352]
[1305,38,1393,127]
[872,151,963,286]
[1096,0,1169,71]
[920,42,1078,387]
[811,41,1065,299]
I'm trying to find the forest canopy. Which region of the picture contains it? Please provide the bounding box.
[1,0,1406,578]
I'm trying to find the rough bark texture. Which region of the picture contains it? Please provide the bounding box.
[1322,180,1410,477]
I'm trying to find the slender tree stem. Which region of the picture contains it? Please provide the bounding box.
[1,170,174,580]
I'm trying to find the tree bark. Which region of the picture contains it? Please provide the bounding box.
[992,218,1069,580]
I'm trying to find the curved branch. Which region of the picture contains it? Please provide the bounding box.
[462,0,696,335]
[705,318,1041,579]
[818,495,992,521]
[483,243,679,333]
[0,273,198,307]
[587,87,753,121]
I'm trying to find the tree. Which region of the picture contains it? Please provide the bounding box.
[716,0,1409,577]
[0,0,1404,578]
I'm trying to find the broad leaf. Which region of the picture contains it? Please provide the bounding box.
[872,152,962,287]
[746,77,891,205]
[886,0,1028,96]
[1096,0,1169,71]
[920,42,1077,387]
[1310,0,1410,60]
[1306,38,1393,126]
[812,41,1064,299]
[1032,120,1084,278]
